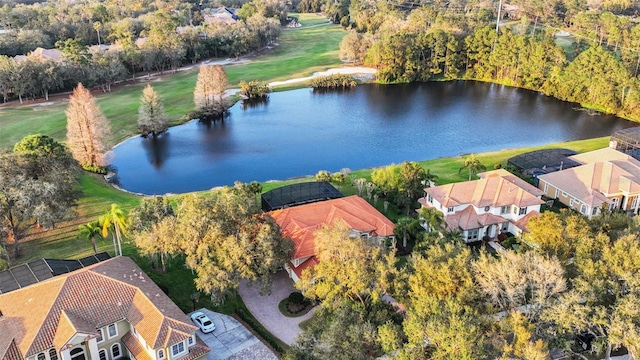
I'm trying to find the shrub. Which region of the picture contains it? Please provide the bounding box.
[310,74,357,89]
[315,170,331,182]
[239,80,271,99]
[82,164,108,174]
[288,291,304,304]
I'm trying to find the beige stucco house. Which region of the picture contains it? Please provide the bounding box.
[418,169,545,242]
[0,257,209,360]
[537,147,640,218]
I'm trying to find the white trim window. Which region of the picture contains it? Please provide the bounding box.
[187,336,194,346]
[96,329,104,343]
[99,350,108,360]
[519,207,527,215]
[111,344,121,360]
[158,350,165,360]
[500,206,509,214]
[107,324,118,339]
[543,183,548,193]
[447,206,454,213]
[171,342,186,357]
[49,349,58,360]
[38,353,46,360]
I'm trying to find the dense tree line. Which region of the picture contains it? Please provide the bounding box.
[285,209,640,360]
[336,1,640,119]
[0,0,284,103]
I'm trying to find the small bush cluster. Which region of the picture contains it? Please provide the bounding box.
[82,164,108,174]
[311,74,357,89]
[240,80,272,99]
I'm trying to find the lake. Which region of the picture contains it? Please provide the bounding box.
[111,81,636,195]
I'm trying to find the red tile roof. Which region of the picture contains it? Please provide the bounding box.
[288,257,319,279]
[269,195,394,260]
[0,257,204,358]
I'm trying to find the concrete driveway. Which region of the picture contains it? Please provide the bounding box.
[188,309,278,360]
[238,270,316,345]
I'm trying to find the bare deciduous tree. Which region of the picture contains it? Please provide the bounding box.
[193,64,228,117]
[65,83,112,169]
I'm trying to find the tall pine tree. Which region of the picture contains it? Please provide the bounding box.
[138,84,168,137]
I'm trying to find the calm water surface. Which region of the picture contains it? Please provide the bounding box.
[112,82,636,195]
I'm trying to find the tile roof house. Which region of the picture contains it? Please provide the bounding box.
[14,48,64,63]
[0,257,209,360]
[418,169,545,242]
[537,147,640,218]
[269,195,395,282]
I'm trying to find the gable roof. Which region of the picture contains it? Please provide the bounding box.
[424,169,544,209]
[269,195,394,260]
[444,205,507,231]
[0,257,201,358]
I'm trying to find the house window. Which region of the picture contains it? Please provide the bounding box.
[501,206,509,214]
[569,198,574,207]
[171,342,185,357]
[96,329,104,343]
[580,204,587,214]
[609,198,619,211]
[111,344,121,359]
[544,183,548,193]
[70,348,86,360]
[49,349,58,360]
[484,206,490,212]
[447,207,454,213]
[631,196,638,209]
[107,324,117,338]
[427,195,433,203]
[554,189,559,198]
[519,207,527,215]
[38,353,46,360]
[561,191,568,197]
[99,350,107,360]
[466,229,479,241]
[158,350,165,360]
[188,336,194,346]
[592,207,599,216]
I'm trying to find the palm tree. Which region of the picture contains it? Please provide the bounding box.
[78,220,104,254]
[420,207,445,234]
[459,154,487,180]
[101,203,129,256]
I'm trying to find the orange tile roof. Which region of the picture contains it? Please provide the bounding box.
[288,257,319,279]
[0,257,204,358]
[269,195,394,260]
[122,332,153,360]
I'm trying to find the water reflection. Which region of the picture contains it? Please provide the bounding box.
[242,97,270,110]
[141,133,170,169]
[111,82,636,195]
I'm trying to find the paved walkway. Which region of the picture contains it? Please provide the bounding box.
[188,309,278,360]
[238,271,316,345]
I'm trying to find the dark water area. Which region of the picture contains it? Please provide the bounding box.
[111,81,636,195]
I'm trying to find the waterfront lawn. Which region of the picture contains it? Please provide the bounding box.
[0,13,346,151]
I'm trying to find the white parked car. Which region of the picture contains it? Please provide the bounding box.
[191,311,215,333]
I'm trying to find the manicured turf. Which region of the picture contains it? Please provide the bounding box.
[0,13,346,150]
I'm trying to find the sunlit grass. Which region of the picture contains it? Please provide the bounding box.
[0,13,346,150]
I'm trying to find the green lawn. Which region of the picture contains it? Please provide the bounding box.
[0,13,614,355]
[0,13,346,150]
